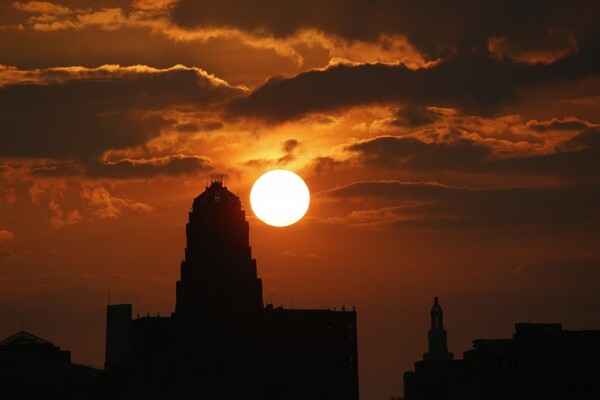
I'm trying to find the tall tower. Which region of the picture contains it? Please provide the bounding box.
[104,179,359,399]
[174,180,263,395]
[423,297,454,360]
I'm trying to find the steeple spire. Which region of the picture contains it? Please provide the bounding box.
[423,296,454,360]
[430,296,443,329]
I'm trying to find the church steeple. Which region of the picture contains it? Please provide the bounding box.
[430,296,444,329]
[423,297,454,360]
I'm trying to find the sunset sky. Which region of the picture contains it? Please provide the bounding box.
[0,1,599,398]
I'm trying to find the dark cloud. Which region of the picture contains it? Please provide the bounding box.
[560,127,600,150]
[277,139,300,165]
[244,138,301,167]
[346,133,492,172]
[489,128,600,178]
[346,128,600,179]
[172,0,598,58]
[32,155,212,179]
[311,156,345,174]
[527,118,594,132]
[390,105,440,128]
[228,45,599,121]
[0,66,242,159]
[325,180,600,231]
[488,28,578,65]
[0,109,171,159]
[282,138,300,153]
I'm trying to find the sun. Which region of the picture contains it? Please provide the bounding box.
[250,170,310,227]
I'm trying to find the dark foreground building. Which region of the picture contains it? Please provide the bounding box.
[0,330,102,399]
[403,298,600,400]
[105,181,359,399]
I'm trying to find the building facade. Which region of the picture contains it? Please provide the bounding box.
[105,181,359,399]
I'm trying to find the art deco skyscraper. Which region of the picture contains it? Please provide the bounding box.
[174,180,263,395]
[106,180,358,400]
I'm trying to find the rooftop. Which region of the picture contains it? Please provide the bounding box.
[0,330,54,346]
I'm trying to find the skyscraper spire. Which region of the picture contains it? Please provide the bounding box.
[423,296,454,360]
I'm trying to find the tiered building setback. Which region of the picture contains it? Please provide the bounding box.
[105,181,359,399]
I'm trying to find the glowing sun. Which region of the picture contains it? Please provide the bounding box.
[250,169,310,227]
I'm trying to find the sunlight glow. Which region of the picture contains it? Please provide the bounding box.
[250,170,310,227]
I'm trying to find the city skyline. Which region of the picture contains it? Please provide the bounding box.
[1,1,599,399]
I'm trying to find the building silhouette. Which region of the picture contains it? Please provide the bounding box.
[403,298,600,400]
[0,330,101,399]
[105,180,359,399]
[423,297,453,361]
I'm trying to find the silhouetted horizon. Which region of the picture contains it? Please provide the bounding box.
[1,3,599,398]
[402,298,600,400]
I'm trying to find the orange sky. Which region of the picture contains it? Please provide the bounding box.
[1,1,599,398]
